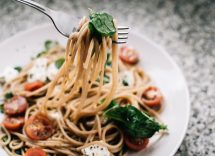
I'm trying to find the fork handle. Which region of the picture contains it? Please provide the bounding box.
[14,0,52,16]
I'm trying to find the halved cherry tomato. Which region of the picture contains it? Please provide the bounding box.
[24,81,44,92]
[25,147,47,156]
[124,135,149,151]
[119,45,139,65]
[4,96,28,115]
[3,116,24,131]
[25,114,54,140]
[142,86,163,111]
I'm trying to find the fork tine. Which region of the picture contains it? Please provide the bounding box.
[113,41,127,44]
[118,32,129,35]
[118,36,128,40]
[118,26,129,30]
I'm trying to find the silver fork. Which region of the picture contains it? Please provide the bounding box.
[13,0,129,44]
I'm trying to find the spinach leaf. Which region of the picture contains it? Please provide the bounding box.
[14,66,22,73]
[89,10,116,37]
[103,74,110,84]
[2,136,8,142]
[55,58,65,69]
[45,40,58,50]
[104,103,167,138]
[122,79,129,86]
[4,92,13,99]
[15,149,22,155]
[105,52,112,67]
[36,51,48,58]
[0,104,4,113]
[105,100,118,111]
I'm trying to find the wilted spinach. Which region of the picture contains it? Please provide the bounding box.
[104,102,167,138]
[89,10,116,37]
[14,66,22,73]
[55,58,65,69]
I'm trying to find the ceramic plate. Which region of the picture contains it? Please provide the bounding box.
[0,24,190,156]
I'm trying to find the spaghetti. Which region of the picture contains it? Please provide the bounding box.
[0,12,166,156]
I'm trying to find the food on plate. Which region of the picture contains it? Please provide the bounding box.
[0,10,167,156]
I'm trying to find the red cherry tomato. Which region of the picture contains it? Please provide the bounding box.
[4,96,28,116]
[24,81,44,92]
[124,135,149,151]
[25,114,54,140]
[3,116,24,131]
[25,147,47,156]
[142,86,163,111]
[119,45,139,65]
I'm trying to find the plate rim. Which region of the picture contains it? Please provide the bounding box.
[0,24,190,156]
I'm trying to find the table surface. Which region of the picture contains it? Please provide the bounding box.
[0,0,215,155]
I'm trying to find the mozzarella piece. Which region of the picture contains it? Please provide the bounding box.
[120,70,134,86]
[1,66,19,82]
[81,144,110,156]
[49,111,61,120]
[27,58,48,82]
[47,63,58,81]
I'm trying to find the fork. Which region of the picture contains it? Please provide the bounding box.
[13,0,129,44]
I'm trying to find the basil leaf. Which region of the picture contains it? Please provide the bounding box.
[36,51,48,58]
[103,74,110,84]
[122,79,129,86]
[89,10,116,37]
[45,40,58,50]
[55,58,65,69]
[2,136,8,142]
[4,92,13,99]
[105,53,112,67]
[14,66,22,73]
[104,103,167,138]
[0,104,4,113]
[15,149,22,155]
[105,100,118,111]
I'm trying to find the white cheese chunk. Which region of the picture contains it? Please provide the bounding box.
[120,70,134,86]
[27,58,48,82]
[47,63,58,81]
[1,66,19,82]
[81,144,110,156]
[49,111,61,120]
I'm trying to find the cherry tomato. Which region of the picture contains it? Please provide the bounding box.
[4,96,28,116]
[142,86,163,111]
[25,114,54,140]
[3,116,24,131]
[25,147,47,156]
[119,45,139,65]
[24,81,44,92]
[124,135,149,151]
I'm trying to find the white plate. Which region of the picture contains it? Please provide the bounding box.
[0,24,190,156]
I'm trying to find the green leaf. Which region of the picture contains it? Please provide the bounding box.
[0,104,4,113]
[104,103,167,138]
[15,149,22,155]
[4,92,13,99]
[45,40,58,50]
[122,79,129,86]
[89,10,116,37]
[104,100,118,111]
[2,136,8,142]
[55,58,65,69]
[14,66,22,73]
[105,52,112,67]
[36,51,48,58]
[103,74,110,84]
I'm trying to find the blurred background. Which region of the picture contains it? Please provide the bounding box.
[0,0,215,155]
